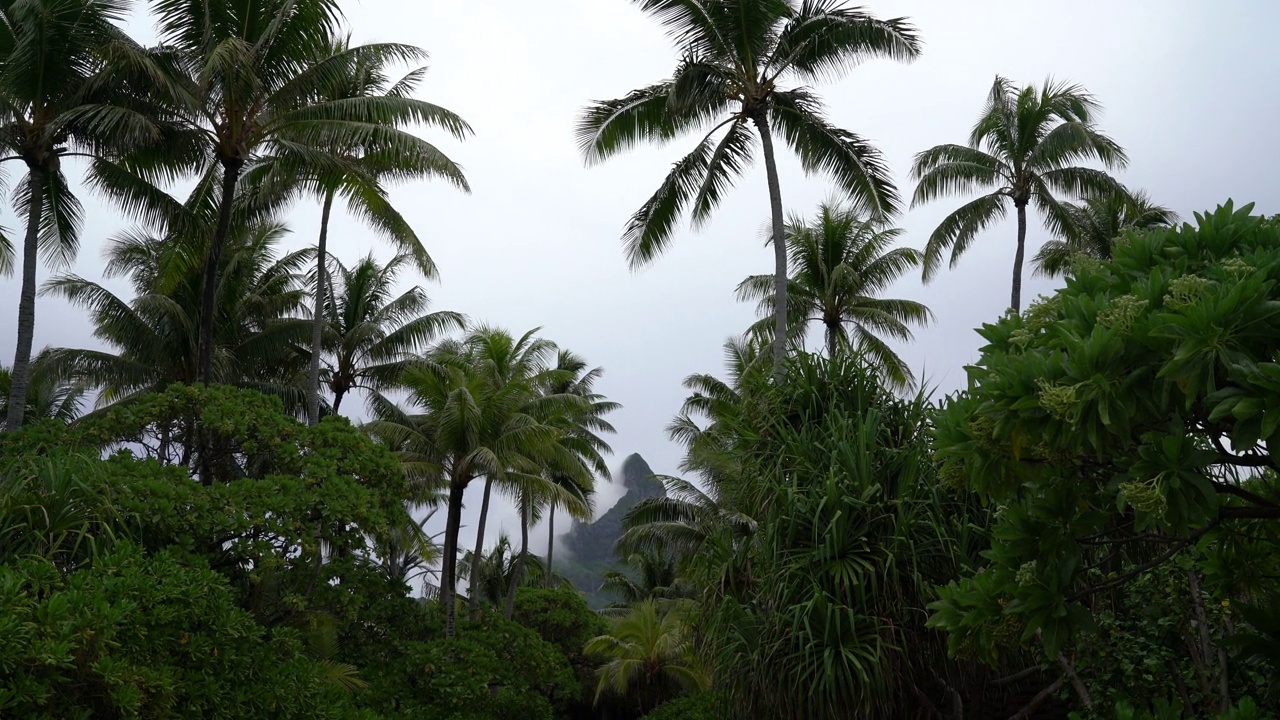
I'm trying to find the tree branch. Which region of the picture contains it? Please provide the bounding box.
[1210,434,1279,471]
[1069,521,1219,600]
[1008,677,1065,720]
[992,665,1046,686]
[1058,653,1092,711]
[1213,481,1280,510]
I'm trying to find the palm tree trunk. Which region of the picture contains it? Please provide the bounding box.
[332,388,346,413]
[545,505,555,588]
[4,168,46,432]
[1011,201,1028,314]
[442,476,466,638]
[307,190,336,426]
[197,158,244,383]
[753,112,789,380]
[504,498,529,619]
[469,476,494,616]
[825,323,839,360]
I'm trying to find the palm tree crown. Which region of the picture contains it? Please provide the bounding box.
[1033,187,1177,277]
[244,33,471,426]
[576,0,920,371]
[116,0,470,384]
[0,352,87,424]
[45,217,311,412]
[319,252,463,416]
[737,202,931,389]
[585,599,708,714]
[910,75,1129,312]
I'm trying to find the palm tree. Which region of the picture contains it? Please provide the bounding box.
[585,599,709,715]
[0,0,161,431]
[600,551,691,615]
[121,0,470,384]
[1033,187,1177,276]
[736,202,931,389]
[533,350,618,589]
[246,35,471,426]
[910,76,1129,312]
[575,0,920,373]
[319,252,462,415]
[0,352,87,424]
[45,219,312,413]
[362,507,440,593]
[366,327,604,637]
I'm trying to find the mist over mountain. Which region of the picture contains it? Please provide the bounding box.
[556,453,665,608]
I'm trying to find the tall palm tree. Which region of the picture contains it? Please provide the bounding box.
[319,252,462,415]
[118,0,469,384]
[585,599,709,715]
[575,0,920,373]
[736,202,931,389]
[246,35,471,426]
[44,219,311,413]
[366,327,603,637]
[0,0,161,431]
[0,352,87,424]
[1033,187,1177,276]
[910,76,1128,312]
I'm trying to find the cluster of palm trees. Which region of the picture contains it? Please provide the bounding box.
[578,2,1177,379]
[366,333,618,637]
[0,5,1190,709]
[0,0,468,431]
[0,0,627,650]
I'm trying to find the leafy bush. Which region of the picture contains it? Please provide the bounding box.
[348,602,579,720]
[0,543,357,719]
[642,691,724,720]
[514,586,609,716]
[928,203,1280,713]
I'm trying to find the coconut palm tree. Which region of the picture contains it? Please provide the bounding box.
[115,0,470,384]
[318,252,462,415]
[366,327,605,637]
[736,202,931,389]
[910,76,1129,312]
[362,507,440,593]
[1033,187,1177,276]
[0,352,88,424]
[585,599,709,714]
[531,350,618,589]
[0,0,161,431]
[575,0,920,373]
[44,219,311,412]
[246,35,471,426]
[600,551,691,616]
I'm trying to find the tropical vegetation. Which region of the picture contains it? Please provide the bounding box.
[911,76,1128,312]
[575,0,920,372]
[0,0,1276,719]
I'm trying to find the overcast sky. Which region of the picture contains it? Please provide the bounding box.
[2,1,1279,561]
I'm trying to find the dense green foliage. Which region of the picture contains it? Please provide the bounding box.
[1,0,1276,718]
[621,352,1009,718]
[0,386,596,719]
[929,203,1280,714]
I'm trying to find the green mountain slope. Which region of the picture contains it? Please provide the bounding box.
[556,453,665,608]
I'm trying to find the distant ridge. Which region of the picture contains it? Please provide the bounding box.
[557,453,665,608]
